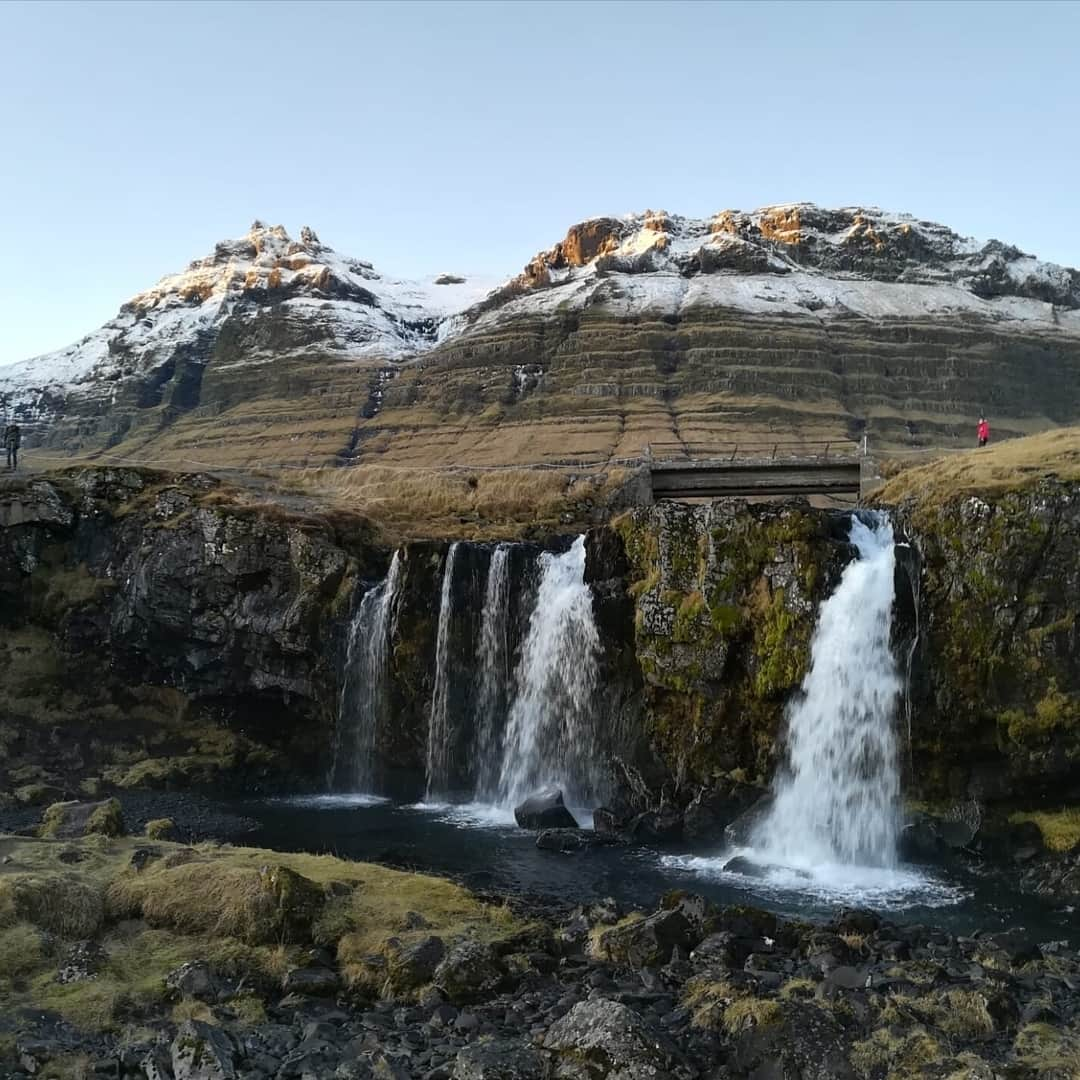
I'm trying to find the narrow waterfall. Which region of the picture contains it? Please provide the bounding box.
[331,552,402,792]
[425,542,460,797]
[752,512,902,868]
[496,536,600,809]
[473,544,512,800]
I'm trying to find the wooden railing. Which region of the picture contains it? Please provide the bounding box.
[647,439,863,463]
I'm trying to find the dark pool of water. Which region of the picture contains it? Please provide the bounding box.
[225,795,1077,943]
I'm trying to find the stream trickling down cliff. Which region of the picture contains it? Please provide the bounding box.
[330,551,402,794]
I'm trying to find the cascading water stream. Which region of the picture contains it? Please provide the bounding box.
[473,544,511,800]
[331,552,402,793]
[495,536,600,809]
[425,543,460,798]
[750,512,903,869]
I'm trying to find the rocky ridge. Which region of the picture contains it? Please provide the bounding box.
[4,205,1080,466]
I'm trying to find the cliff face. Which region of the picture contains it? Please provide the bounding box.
[586,480,1080,829]
[0,469,381,797]
[899,481,1080,804]
[4,206,1080,470]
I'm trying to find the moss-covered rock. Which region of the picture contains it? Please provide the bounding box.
[608,499,852,792]
[39,798,124,839]
[893,479,1080,803]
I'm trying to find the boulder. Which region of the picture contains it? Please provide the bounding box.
[385,935,446,993]
[543,998,676,1077]
[171,1020,237,1080]
[434,940,506,1003]
[591,908,693,968]
[452,1040,548,1080]
[281,966,340,996]
[38,798,125,839]
[514,789,578,830]
[166,960,219,1001]
[723,794,773,847]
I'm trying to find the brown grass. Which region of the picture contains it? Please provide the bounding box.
[876,427,1080,505]
[272,464,627,541]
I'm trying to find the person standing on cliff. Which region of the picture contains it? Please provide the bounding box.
[3,422,20,470]
[977,416,990,448]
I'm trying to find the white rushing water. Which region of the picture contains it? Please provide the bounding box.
[425,542,460,798]
[665,512,966,907]
[495,536,601,809]
[331,552,402,793]
[473,544,512,800]
[752,512,903,868]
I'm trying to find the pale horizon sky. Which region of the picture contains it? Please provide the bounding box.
[2,0,1078,366]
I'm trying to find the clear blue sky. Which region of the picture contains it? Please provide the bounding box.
[2,0,1078,365]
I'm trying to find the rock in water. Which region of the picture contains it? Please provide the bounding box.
[513,788,578,830]
[535,828,617,852]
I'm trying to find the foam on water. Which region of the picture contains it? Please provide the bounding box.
[273,793,391,809]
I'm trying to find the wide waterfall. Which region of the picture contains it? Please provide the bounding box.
[425,542,460,798]
[751,512,903,867]
[331,552,402,793]
[495,535,601,809]
[473,544,511,800]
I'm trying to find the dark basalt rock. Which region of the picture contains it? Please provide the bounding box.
[513,789,578,831]
[535,828,617,852]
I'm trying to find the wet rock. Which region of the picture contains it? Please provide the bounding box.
[624,807,683,843]
[536,828,617,852]
[514,789,578,831]
[683,781,761,842]
[722,855,768,878]
[724,795,773,847]
[434,941,506,1003]
[170,1020,237,1080]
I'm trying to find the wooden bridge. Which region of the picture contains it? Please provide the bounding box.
[646,440,864,501]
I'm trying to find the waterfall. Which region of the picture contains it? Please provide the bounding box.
[425,543,460,797]
[331,552,402,793]
[752,512,902,868]
[495,535,600,809]
[473,544,512,800]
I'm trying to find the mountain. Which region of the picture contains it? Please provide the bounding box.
[4,206,1080,468]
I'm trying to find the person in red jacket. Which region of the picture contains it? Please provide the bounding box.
[977,416,990,447]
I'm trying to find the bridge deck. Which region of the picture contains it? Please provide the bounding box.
[647,441,863,500]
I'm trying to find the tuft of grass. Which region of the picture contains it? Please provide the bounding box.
[0,874,105,938]
[0,921,45,983]
[721,996,783,1035]
[107,860,324,945]
[850,1026,943,1079]
[1009,808,1080,853]
[1013,1022,1080,1074]
[144,818,176,841]
[877,426,1080,506]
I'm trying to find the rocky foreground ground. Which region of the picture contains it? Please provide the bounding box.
[3,803,1080,1080]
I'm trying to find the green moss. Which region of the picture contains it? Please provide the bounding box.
[752,587,809,698]
[1009,807,1080,852]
